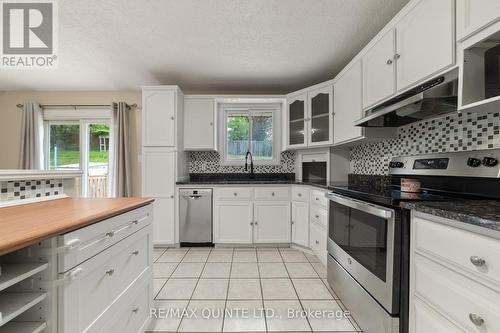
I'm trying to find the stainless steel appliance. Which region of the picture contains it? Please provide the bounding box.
[179,189,213,245]
[326,149,500,333]
[355,69,458,127]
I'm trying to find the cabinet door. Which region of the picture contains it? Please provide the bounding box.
[396,0,454,92]
[254,201,291,243]
[287,93,308,148]
[142,148,175,197]
[291,201,309,248]
[142,89,176,146]
[362,29,396,108]
[152,197,175,245]
[457,0,500,41]
[214,201,253,244]
[184,98,215,150]
[308,85,333,146]
[334,60,364,144]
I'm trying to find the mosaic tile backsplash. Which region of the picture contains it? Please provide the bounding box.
[350,111,500,175]
[0,179,63,201]
[189,151,295,174]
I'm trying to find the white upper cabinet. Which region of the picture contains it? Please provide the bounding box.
[183,97,216,151]
[362,30,396,109]
[456,0,500,42]
[287,93,308,149]
[307,85,334,146]
[142,87,178,147]
[334,60,364,144]
[395,0,454,92]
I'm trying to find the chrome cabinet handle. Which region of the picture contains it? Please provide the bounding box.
[170,195,174,199]
[250,222,254,226]
[315,214,319,219]
[170,116,174,120]
[105,269,115,276]
[132,250,140,256]
[298,193,302,197]
[106,231,115,238]
[386,59,393,65]
[394,53,401,60]
[315,240,319,244]
[233,192,238,196]
[469,313,484,326]
[470,256,486,267]
[254,221,258,225]
[291,221,295,225]
[272,192,275,196]
[132,307,139,313]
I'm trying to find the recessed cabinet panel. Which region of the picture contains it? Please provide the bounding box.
[334,60,364,144]
[142,89,176,146]
[456,0,500,41]
[142,148,175,197]
[395,0,454,92]
[184,98,215,150]
[362,30,396,108]
[288,94,307,147]
[215,201,253,244]
[254,201,291,243]
[292,201,309,248]
[153,198,175,244]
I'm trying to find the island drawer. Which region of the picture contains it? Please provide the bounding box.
[58,204,152,273]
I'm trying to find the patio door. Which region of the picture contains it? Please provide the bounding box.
[46,120,110,197]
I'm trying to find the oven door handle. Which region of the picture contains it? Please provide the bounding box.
[325,193,393,219]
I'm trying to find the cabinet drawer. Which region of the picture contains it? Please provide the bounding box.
[255,187,290,201]
[58,204,152,273]
[59,226,152,333]
[292,186,310,202]
[310,221,327,266]
[214,188,253,201]
[310,205,327,229]
[310,190,328,208]
[414,214,500,288]
[412,297,462,333]
[413,254,500,332]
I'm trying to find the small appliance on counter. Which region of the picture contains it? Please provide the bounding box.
[326,149,500,333]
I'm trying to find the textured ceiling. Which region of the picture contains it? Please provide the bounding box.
[0,0,409,93]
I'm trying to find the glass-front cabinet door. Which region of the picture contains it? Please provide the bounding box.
[287,93,308,148]
[308,85,333,146]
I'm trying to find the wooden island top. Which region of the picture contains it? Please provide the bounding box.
[0,197,154,256]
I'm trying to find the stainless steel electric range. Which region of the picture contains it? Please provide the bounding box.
[325,149,500,333]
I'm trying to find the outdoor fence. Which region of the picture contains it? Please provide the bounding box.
[228,140,272,157]
[88,175,108,198]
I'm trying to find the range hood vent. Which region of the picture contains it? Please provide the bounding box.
[355,70,458,127]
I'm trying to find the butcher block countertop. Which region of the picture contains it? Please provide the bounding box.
[0,197,154,256]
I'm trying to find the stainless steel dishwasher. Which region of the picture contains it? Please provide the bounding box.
[179,189,213,245]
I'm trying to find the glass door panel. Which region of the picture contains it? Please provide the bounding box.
[48,123,80,170]
[310,92,331,143]
[288,98,306,146]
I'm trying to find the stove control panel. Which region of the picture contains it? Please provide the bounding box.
[389,161,404,169]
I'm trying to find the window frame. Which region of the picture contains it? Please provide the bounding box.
[218,102,282,166]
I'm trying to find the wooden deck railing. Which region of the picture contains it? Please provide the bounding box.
[88,175,108,198]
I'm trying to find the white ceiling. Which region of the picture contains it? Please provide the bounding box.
[0,0,409,93]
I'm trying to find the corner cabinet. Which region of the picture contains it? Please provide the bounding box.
[286,84,333,149]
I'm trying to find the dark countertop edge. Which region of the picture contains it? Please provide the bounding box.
[400,201,500,235]
[175,180,331,190]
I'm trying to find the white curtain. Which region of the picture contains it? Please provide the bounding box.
[18,102,44,169]
[108,102,131,197]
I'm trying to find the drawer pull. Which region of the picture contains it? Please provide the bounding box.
[106,231,115,238]
[291,221,295,225]
[272,192,275,196]
[132,250,140,256]
[250,222,254,226]
[315,198,319,201]
[105,269,115,276]
[315,240,319,244]
[131,215,149,226]
[298,193,302,197]
[234,193,238,196]
[132,307,139,314]
[470,256,486,267]
[254,221,258,225]
[469,313,484,326]
[315,214,319,219]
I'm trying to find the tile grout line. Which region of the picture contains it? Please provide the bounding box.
[255,248,269,333]
[153,248,186,299]
[221,247,235,333]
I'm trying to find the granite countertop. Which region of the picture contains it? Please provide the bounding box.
[176,179,334,190]
[401,200,500,232]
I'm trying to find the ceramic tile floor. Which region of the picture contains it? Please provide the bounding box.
[147,247,363,333]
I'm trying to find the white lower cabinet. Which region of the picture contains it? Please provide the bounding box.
[58,205,153,333]
[214,201,253,244]
[310,220,327,266]
[254,201,291,243]
[152,197,175,245]
[291,201,309,248]
[410,211,500,333]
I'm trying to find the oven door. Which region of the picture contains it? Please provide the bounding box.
[326,192,397,314]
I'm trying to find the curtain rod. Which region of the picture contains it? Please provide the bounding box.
[16,103,138,109]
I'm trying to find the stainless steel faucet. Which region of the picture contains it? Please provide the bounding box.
[245,151,254,177]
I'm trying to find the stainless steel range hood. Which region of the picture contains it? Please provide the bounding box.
[355,70,458,127]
